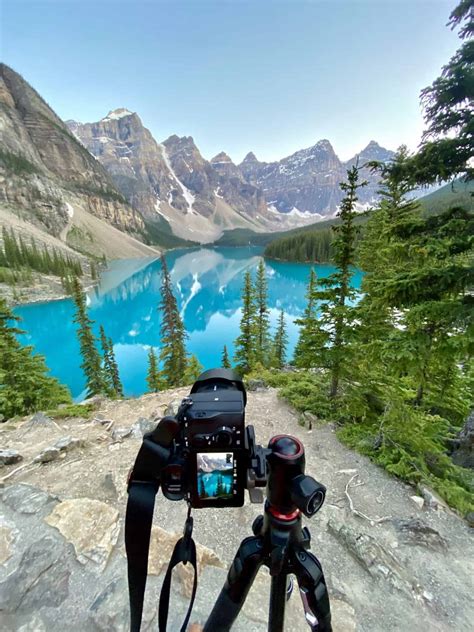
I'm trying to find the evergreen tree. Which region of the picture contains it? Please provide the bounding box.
[158,255,187,386]
[324,165,367,397]
[234,270,257,374]
[199,477,207,498]
[146,347,163,393]
[72,278,107,397]
[294,269,329,368]
[254,259,271,365]
[99,325,123,397]
[221,345,231,369]
[407,1,473,184]
[272,310,288,369]
[183,354,203,384]
[0,299,71,418]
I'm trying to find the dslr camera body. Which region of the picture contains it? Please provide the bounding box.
[160,369,251,508]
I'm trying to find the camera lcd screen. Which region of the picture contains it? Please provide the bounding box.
[197,452,236,500]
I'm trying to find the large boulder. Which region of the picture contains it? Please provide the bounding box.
[451,410,474,469]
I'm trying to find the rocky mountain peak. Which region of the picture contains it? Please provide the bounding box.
[101,108,134,122]
[211,151,233,165]
[241,151,259,164]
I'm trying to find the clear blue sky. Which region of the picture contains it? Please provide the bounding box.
[1,0,460,162]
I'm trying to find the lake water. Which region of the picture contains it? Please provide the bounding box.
[14,246,363,400]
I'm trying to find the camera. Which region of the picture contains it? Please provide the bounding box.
[161,369,249,508]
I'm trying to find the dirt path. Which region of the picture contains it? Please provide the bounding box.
[0,387,472,631]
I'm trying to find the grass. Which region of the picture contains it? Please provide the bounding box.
[45,403,95,419]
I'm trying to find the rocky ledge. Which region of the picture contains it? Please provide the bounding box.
[0,388,473,631]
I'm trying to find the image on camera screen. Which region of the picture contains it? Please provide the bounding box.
[197,452,235,500]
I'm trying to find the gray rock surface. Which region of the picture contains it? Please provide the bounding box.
[0,449,23,467]
[34,447,61,463]
[130,417,157,438]
[0,387,472,631]
[451,410,474,469]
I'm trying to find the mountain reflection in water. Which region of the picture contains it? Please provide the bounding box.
[14,246,363,400]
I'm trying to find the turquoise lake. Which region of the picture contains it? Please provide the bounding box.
[14,246,363,400]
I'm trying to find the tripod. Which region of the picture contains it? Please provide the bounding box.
[204,435,332,632]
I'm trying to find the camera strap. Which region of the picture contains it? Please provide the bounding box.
[158,505,198,632]
[126,433,198,632]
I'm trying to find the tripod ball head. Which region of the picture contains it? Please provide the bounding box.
[267,435,326,518]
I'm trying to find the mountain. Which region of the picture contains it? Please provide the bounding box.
[0,64,156,260]
[343,140,395,203]
[239,139,394,217]
[69,114,274,243]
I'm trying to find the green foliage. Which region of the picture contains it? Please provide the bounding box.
[0,147,39,175]
[254,259,271,365]
[272,310,288,369]
[403,1,474,184]
[234,270,257,374]
[338,402,474,516]
[293,269,329,369]
[99,325,123,398]
[146,347,163,393]
[265,228,335,263]
[221,345,231,369]
[0,227,83,280]
[0,299,71,419]
[46,403,95,419]
[183,354,204,385]
[158,255,188,387]
[72,278,108,397]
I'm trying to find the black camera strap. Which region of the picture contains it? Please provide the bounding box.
[158,506,198,632]
[126,432,198,632]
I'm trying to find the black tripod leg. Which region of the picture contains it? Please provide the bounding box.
[204,536,264,632]
[269,573,288,632]
[292,548,332,632]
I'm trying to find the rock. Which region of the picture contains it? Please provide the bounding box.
[331,597,357,632]
[2,483,58,514]
[130,417,157,438]
[409,495,425,510]
[53,436,85,452]
[0,448,23,467]
[34,446,61,463]
[337,469,358,475]
[88,577,130,632]
[393,519,448,550]
[0,535,70,613]
[111,427,132,441]
[246,378,268,392]
[451,410,474,469]
[27,411,54,426]
[148,526,223,597]
[164,399,182,417]
[45,498,120,571]
[0,524,15,564]
[465,511,474,527]
[418,486,448,511]
[327,519,425,600]
[101,473,118,500]
[80,394,108,409]
[301,411,318,429]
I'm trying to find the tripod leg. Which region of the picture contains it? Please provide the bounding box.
[292,548,332,632]
[268,573,288,632]
[204,536,264,632]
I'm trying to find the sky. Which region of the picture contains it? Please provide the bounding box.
[0,0,461,163]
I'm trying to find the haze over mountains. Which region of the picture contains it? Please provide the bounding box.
[1,63,395,251]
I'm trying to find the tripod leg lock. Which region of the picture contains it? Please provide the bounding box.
[292,548,332,632]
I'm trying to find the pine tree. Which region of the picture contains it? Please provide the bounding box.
[234,270,257,374]
[294,269,330,369]
[0,299,71,418]
[72,278,107,397]
[99,325,123,397]
[146,347,163,393]
[183,354,203,384]
[254,259,270,365]
[221,345,231,369]
[158,255,187,386]
[319,165,367,397]
[272,310,288,369]
[407,1,474,184]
